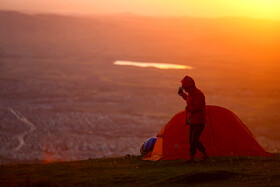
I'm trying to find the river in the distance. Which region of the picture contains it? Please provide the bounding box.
[114,60,193,70]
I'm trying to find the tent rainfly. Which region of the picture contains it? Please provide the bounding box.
[144,105,273,161]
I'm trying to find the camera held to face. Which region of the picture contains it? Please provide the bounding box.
[178,87,184,96]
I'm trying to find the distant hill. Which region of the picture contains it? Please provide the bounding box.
[0,10,279,60]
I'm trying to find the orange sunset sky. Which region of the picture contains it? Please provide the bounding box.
[1,0,280,19]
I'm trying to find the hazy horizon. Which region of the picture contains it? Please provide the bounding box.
[2,9,280,23]
[1,0,280,20]
[1,9,280,21]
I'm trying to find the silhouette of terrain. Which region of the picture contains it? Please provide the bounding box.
[0,10,279,164]
[0,155,280,186]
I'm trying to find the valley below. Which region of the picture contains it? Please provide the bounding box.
[0,11,279,164]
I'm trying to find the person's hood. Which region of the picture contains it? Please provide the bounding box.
[181,76,196,90]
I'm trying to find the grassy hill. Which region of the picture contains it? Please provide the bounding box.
[0,154,279,186]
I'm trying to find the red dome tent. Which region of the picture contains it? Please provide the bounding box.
[144,105,272,161]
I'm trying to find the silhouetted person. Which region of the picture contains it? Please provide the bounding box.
[178,76,208,161]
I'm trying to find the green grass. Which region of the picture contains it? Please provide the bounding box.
[0,154,279,186]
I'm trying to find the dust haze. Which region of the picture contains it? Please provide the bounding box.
[0,11,279,164]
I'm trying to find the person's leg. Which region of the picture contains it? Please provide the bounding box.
[189,125,197,159]
[195,124,209,159]
[189,125,195,160]
[190,124,206,159]
[197,140,206,154]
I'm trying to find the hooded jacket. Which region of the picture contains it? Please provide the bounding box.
[181,77,206,125]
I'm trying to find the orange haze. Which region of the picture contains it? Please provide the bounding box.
[1,0,280,20]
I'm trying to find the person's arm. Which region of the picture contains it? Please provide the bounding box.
[178,87,187,100]
[181,92,188,100]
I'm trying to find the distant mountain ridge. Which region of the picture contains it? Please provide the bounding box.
[0,10,279,60]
